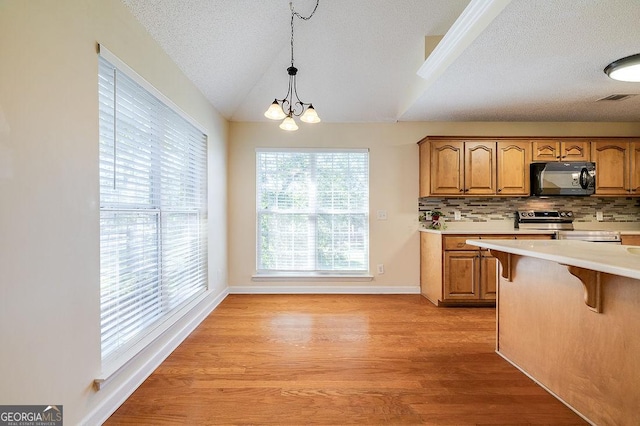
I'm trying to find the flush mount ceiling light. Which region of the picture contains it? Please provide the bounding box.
[264,0,321,131]
[604,53,640,82]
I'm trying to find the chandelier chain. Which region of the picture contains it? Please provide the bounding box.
[289,0,319,66]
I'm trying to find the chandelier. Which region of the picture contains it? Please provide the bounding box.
[264,0,321,131]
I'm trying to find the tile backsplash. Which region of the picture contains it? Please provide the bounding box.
[418,197,640,223]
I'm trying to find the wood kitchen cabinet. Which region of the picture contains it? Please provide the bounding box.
[531,139,590,162]
[591,139,640,196]
[420,137,529,196]
[420,232,552,306]
[621,235,640,246]
[497,141,530,195]
[427,140,496,195]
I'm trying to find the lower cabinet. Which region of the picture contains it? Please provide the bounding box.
[443,250,481,300]
[622,235,640,246]
[420,232,552,306]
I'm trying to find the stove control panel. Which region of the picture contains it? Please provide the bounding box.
[515,210,575,230]
[517,210,574,220]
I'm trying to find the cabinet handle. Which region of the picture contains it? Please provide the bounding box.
[459,188,464,192]
[497,188,502,192]
[556,155,561,159]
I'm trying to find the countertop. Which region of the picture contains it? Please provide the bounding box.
[418,221,640,235]
[466,239,640,281]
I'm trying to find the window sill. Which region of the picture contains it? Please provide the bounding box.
[252,273,374,282]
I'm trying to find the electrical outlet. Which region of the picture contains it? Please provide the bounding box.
[596,211,604,221]
[454,210,461,221]
[377,264,384,274]
[376,210,387,220]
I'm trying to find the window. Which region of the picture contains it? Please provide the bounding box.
[98,51,207,362]
[256,149,369,275]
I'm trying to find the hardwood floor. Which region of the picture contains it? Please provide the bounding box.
[106,294,586,425]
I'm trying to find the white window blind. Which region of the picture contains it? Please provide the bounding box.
[256,149,369,274]
[98,54,208,362]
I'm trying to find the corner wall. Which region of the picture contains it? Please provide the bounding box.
[0,1,228,423]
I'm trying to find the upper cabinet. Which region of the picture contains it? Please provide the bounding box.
[419,137,528,197]
[531,139,590,162]
[428,140,496,196]
[497,141,530,195]
[428,140,464,195]
[419,136,639,198]
[591,139,640,196]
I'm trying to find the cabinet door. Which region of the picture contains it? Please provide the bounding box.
[561,140,590,161]
[591,141,629,195]
[480,251,497,300]
[443,251,480,300]
[532,140,560,161]
[430,141,464,195]
[631,141,640,196]
[464,141,496,194]
[497,141,530,195]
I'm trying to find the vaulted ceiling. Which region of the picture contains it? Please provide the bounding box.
[122,0,640,123]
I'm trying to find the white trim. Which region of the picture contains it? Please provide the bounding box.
[416,0,511,83]
[96,292,208,385]
[83,289,229,426]
[252,274,373,281]
[495,350,595,426]
[229,285,420,294]
[98,44,207,134]
[255,147,369,153]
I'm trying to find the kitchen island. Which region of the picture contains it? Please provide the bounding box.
[466,239,640,426]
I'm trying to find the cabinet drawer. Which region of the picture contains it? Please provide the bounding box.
[444,236,479,251]
[476,235,516,250]
[444,235,516,251]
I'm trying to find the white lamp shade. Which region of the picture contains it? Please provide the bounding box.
[300,105,321,123]
[605,54,640,82]
[608,64,640,82]
[279,116,298,131]
[264,100,286,120]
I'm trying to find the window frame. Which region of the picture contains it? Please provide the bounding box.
[98,46,208,371]
[255,148,370,278]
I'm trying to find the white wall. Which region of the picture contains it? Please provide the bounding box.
[228,121,640,292]
[0,1,227,423]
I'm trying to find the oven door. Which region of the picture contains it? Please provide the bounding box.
[556,230,621,244]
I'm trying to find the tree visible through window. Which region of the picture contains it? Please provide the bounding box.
[256,149,369,274]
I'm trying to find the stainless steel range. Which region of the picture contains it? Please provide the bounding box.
[556,230,621,244]
[515,210,575,230]
[515,210,621,243]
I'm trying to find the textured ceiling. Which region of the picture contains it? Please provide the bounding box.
[122,0,640,123]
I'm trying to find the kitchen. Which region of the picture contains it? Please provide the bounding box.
[417,136,640,424]
[417,136,640,306]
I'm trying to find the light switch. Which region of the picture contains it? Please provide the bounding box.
[454,210,461,221]
[596,211,604,221]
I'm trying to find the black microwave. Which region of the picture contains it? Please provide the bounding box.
[530,162,595,196]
